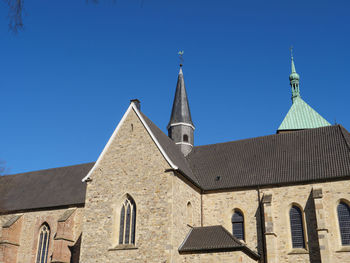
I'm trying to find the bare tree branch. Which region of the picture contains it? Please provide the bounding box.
[6,0,24,33]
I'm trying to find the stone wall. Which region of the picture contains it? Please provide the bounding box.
[180,251,258,263]
[170,173,201,262]
[0,207,83,263]
[80,108,175,262]
[260,180,350,263]
[202,189,262,257]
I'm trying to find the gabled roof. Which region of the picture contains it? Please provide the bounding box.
[0,163,93,214]
[82,102,198,184]
[140,112,199,186]
[278,96,330,131]
[179,225,260,259]
[187,125,350,190]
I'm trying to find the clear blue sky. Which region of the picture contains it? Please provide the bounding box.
[1,0,349,174]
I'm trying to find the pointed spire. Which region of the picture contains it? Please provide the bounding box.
[168,64,194,128]
[289,47,300,102]
[168,59,195,156]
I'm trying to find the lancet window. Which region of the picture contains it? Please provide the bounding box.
[119,196,136,245]
[232,210,244,241]
[338,202,350,245]
[290,205,305,248]
[36,223,50,263]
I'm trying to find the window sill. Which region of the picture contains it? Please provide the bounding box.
[288,248,309,255]
[108,244,138,251]
[336,246,350,253]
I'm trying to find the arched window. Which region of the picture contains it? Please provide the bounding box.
[290,206,305,248]
[119,196,136,245]
[337,202,350,245]
[183,134,188,142]
[36,223,50,263]
[187,202,193,226]
[232,210,244,241]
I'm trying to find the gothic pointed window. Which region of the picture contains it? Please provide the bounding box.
[232,210,244,241]
[119,195,136,245]
[337,202,350,245]
[290,206,305,248]
[36,223,50,263]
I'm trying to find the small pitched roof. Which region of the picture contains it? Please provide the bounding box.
[187,125,350,190]
[167,66,194,128]
[0,163,93,214]
[278,96,330,131]
[179,225,259,259]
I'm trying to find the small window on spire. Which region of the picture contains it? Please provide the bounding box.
[183,134,188,142]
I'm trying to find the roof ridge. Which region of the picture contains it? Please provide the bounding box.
[192,125,339,149]
[3,162,95,177]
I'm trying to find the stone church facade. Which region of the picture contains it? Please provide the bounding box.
[1,56,350,263]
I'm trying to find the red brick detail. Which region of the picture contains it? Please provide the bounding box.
[0,216,23,263]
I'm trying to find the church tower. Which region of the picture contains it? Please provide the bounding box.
[167,64,195,156]
[277,50,330,133]
[289,53,300,103]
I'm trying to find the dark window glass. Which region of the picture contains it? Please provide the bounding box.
[183,134,188,142]
[232,211,244,240]
[131,204,136,244]
[290,206,305,248]
[338,202,350,245]
[36,232,43,263]
[119,205,125,244]
[125,204,131,244]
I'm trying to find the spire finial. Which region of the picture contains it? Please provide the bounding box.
[289,47,300,102]
[178,50,184,67]
[290,46,297,73]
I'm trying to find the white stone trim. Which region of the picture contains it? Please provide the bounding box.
[175,142,193,147]
[167,122,195,130]
[82,102,178,182]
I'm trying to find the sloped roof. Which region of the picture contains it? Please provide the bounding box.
[1,111,350,213]
[179,225,259,259]
[0,163,93,214]
[278,97,330,131]
[140,112,199,186]
[187,125,350,190]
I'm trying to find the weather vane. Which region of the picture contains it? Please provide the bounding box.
[178,50,184,66]
[290,45,294,59]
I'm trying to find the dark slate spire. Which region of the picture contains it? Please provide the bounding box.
[168,64,195,156]
[167,65,194,127]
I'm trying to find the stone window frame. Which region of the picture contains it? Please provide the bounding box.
[35,223,51,263]
[231,208,245,242]
[287,203,309,254]
[110,193,138,250]
[335,198,350,251]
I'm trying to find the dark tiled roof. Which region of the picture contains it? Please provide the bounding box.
[186,125,350,190]
[179,225,259,259]
[140,112,199,186]
[0,163,94,214]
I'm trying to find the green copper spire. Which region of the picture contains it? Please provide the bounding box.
[289,47,300,102]
[277,49,331,132]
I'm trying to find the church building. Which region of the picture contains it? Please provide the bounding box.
[1,54,350,263]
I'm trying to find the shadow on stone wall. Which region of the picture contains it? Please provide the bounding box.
[305,192,321,263]
[69,233,82,263]
[255,205,265,263]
